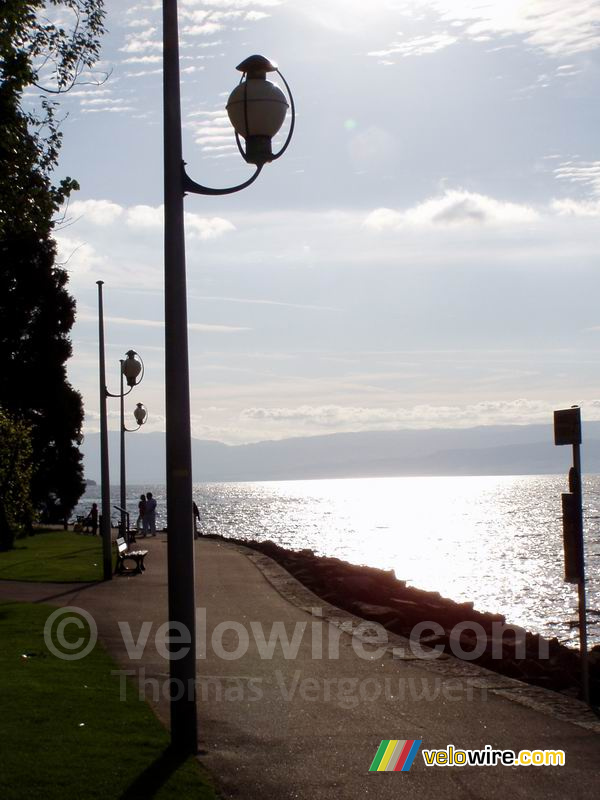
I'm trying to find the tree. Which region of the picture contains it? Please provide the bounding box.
[0,2,106,523]
[0,410,34,551]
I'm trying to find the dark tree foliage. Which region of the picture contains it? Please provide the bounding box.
[0,1,105,524]
[0,409,34,550]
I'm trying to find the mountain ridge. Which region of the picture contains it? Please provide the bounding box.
[79,423,600,483]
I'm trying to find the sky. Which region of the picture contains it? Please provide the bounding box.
[39,0,600,444]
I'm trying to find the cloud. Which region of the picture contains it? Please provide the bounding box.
[554,63,582,77]
[125,203,235,239]
[76,313,250,333]
[63,88,112,97]
[125,17,153,28]
[183,22,224,36]
[551,198,600,217]
[185,214,236,239]
[431,0,600,57]
[185,112,237,154]
[65,87,137,116]
[554,159,600,196]
[369,33,458,59]
[81,105,136,114]
[181,0,281,7]
[200,144,237,154]
[239,398,557,430]
[294,0,382,34]
[122,55,162,63]
[364,189,539,230]
[80,97,129,107]
[178,1,277,38]
[60,199,236,242]
[369,1,600,63]
[188,110,226,118]
[120,28,162,54]
[550,159,600,216]
[69,199,124,225]
[125,204,163,228]
[190,322,249,332]
[189,294,339,312]
[55,235,106,275]
[124,68,162,78]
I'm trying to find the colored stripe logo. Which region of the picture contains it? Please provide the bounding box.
[369,739,422,772]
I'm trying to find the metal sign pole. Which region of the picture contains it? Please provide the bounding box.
[572,439,590,704]
[554,406,589,704]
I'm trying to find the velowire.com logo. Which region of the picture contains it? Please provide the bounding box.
[369,739,422,772]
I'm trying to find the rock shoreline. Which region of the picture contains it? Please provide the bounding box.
[212,535,599,704]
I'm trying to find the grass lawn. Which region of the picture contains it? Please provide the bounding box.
[0,602,219,799]
[0,530,104,582]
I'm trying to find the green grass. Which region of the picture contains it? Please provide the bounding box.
[0,602,219,800]
[0,530,103,582]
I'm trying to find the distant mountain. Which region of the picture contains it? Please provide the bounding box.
[80,423,600,484]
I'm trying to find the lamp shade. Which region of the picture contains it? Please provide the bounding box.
[226,55,289,165]
[226,79,288,139]
[133,403,147,426]
[122,350,143,387]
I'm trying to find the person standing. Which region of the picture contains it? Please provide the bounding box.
[144,492,157,536]
[193,500,201,538]
[137,494,147,536]
[87,503,98,536]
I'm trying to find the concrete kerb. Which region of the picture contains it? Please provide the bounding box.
[232,543,600,734]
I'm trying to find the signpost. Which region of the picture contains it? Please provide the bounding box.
[553,406,589,704]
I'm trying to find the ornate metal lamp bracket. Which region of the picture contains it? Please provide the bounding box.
[182,162,264,196]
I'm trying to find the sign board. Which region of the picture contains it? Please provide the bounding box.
[554,408,581,446]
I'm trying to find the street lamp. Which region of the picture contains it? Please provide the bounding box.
[123,351,144,387]
[96,280,144,579]
[132,403,148,428]
[162,0,294,753]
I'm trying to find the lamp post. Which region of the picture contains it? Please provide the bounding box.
[119,355,146,542]
[97,280,144,579]
[162,0,294,752]
[120,376,148,544]
[115,351,145,545]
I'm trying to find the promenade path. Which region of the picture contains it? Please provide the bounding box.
[1,536,599,799]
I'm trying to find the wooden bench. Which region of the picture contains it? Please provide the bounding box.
[114,537,148,575]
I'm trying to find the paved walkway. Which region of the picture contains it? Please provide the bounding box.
[1,536,599,799]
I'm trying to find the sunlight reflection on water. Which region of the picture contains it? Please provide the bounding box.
[195,475,600,648]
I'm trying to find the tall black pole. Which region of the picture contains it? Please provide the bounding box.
[97,281,113,580]
[163,0,198,752]
[119,361,127,543]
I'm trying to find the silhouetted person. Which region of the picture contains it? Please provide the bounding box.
[137,494,147,535]
[86,503,98,536]
[193,501,201,538]
[144,492,157,536]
